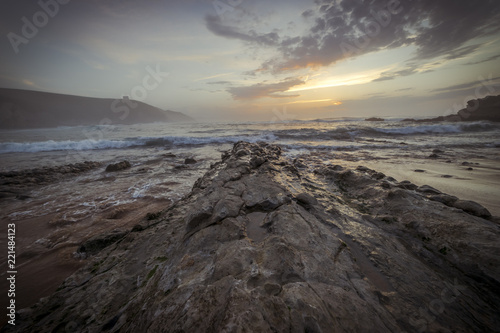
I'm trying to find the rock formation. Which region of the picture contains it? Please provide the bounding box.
[105,161,132,172]
[0,161,102,199]
[403,94,500,123]
[5,142,500,332]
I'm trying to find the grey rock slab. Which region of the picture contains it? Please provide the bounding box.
[8,142,500,333]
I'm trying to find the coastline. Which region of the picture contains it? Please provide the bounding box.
[1,140,499,328]
[4,141,499,332]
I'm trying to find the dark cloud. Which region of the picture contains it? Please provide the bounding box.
[465,53,500,65]
[205,15,279,46]
[372,76,394,82]
[372,64,420,82]
[432,76,500,94]
[444,44,482,61]
[227,78,304,100]
[207,81,232,85]
[206,0,500,73]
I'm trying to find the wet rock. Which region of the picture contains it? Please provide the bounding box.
[0,161,102,188]
[428,153,439,159]
[9,142,500,333]
[15,194,31,200]
[295,192,318,207]
[105,161,131,172]
[356,166,370,172]
[452,200,491,218]
[250,156,266,168]
[77,230,127,256]
[397,180,418,190]
[414,169,425,173]
[428,194,459,206]
[184,158,197,164]
[416,185,441,195]
[467,167,474,171]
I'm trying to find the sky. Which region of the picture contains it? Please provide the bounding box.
[1,0,500,121]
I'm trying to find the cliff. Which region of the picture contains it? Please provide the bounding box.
[0,88,193,129]
[403,94,500,123]
[4,142,500,332]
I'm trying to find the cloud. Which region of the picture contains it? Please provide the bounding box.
[443,44,482,61]
[206,0,500,73]
[207,81,233,85]
[465,53,500,65]
[205,15,279,46]
[372,64,420,82]
[227,78,305,100]
[194,72,234,82]
[432,76,500,94]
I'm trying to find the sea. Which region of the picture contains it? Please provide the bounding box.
[1,118,500,225]
[2,117,500,310]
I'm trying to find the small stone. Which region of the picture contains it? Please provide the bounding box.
[295,192,318,206]
[184,158,197,164]
[452,200,491,218]
[414,169,425,173]
[105,161,131,172]
[416,185,441,195]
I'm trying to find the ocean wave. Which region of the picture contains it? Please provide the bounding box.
[374,122,498,135]
[0,133,278,154]
[1,121,496,154]
[271,121,498,141]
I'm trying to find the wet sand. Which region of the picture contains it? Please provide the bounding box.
[350,158,500,216]
[0,198,170,327]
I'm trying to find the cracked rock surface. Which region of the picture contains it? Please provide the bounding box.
[6,142,500,332]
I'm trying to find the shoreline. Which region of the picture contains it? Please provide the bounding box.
[5,141,499,332]
[1,141,499,328]
[329,157,500,217]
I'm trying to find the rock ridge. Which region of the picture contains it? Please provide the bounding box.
[4,142,500,332]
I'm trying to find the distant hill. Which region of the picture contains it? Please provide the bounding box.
[402,95,500,123]
[0,88,194,129]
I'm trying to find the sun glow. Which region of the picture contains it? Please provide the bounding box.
[288,67,393,92]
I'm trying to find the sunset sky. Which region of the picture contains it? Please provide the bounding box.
[1,0,500,121]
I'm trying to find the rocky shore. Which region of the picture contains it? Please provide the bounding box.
[0,161,102,200]
[4,142,500,332]
[402,94,500,123]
